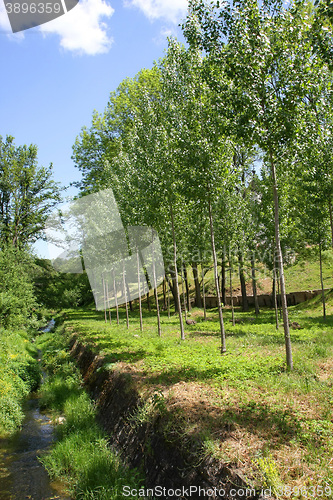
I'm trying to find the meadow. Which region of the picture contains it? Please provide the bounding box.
[61,290,333,499]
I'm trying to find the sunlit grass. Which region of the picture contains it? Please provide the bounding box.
[62,296,333,498]
[37,325,144,500]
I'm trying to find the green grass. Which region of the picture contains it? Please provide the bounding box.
[36,324,144,500]
[0,328,41,436]
[61,295,333,499]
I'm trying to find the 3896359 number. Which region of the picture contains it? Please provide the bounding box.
[276,485,332,497]
[5,2,62,14]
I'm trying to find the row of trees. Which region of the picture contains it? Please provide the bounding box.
[72,0,333,371]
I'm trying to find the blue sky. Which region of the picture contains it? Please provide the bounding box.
[0,0,188,256]
[0,0,188,192]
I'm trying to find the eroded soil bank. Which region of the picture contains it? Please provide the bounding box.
[69,337,271,500]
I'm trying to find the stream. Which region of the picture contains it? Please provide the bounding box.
[0,320,71,500]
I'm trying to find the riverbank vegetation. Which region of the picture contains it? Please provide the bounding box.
[36,322,143,500]
[63,294,333,498]
[0,329,41,436]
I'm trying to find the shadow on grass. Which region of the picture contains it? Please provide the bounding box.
[101,348,150,364]
[144,360,284,387]
[183,399,302,446]
[65,307,174,325]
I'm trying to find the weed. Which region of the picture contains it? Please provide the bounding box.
[129,391,166,428]
[256,455,281,496]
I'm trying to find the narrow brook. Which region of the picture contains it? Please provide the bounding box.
[0,320,71,500]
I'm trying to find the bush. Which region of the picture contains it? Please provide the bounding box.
[0,247,37,328]
[0,328,42,436]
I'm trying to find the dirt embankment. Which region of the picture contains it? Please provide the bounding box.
[69,337,271,500]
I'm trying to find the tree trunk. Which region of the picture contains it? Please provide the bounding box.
[238,249,249,312]
[277,269,282,320]
[208,196,226,353]
[329,198,333,249]
[170,203,185,340]
[181,263,187,322]
[140,263,152,313]
[167,276,171,318]
[165,273,173,317]
[152,229,162,336]
[221,247,226,306]
[137,250,143,332]
[192,262,202,308]
[169,265,179,312]
[106,280,111,325]
[126,280,133,312]
[273,267,279,330]
[113,269,119,326]
[319,237,326,321]
[183,263,191,311]
[162,279,167,311]
[251,255,259,317]
[122,263,129,330]
[270,148,293,370]
[229,259,235,326]
[102,276,107,324]
[201,265,207,321]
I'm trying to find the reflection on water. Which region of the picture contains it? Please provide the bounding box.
[0,396,71,500]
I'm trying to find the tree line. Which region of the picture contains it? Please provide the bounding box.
[71,0,333,370]
[0,0,332,371]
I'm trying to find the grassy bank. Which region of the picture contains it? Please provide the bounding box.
[36,322,143,500]
[62,293,333,499]
[0,328,41,436]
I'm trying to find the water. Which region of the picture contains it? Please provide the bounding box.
[0,320,71,500]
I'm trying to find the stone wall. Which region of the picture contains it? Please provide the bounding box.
[202,289,331,309]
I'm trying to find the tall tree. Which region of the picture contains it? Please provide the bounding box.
[0,136,60,249]
[183,0,327,369]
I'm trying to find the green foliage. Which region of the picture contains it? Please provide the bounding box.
[0,246,37,328]
[0,135,61,249]
[33,258,93,310]
[0,328,41,436]
[37,326,144,500]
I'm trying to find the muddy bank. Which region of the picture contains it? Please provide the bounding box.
[70,337,270,500]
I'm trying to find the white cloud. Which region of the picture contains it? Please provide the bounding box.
[124,0,188,24]
[39,0,114,55]
[0,0,114,54]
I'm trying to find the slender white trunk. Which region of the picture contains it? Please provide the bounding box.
[170,203,185,340]
[229,257,235,326]
[122,262,129,330]
[106,281,111,325]
[270,148,293,370]
[102,275,107,324]
[137,250,143,332]
[208,196,226,353]
[181,261,187,322]
[152,229,161,336]
[113,269,119,326]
